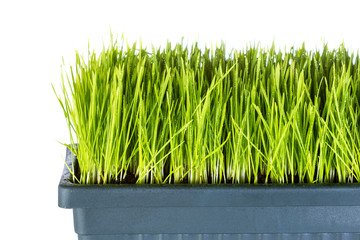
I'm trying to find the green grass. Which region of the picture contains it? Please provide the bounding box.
[54,35,360,184]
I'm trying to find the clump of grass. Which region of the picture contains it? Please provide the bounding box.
[54,35,360,184]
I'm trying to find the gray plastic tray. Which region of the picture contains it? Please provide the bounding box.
[59,147,360,240]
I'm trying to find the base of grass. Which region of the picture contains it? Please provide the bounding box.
[70,159,357,184]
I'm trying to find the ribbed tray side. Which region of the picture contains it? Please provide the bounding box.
[73,206,360,234]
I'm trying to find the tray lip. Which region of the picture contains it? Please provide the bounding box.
[59,147,360,209]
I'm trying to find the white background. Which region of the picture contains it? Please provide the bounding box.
[1,0,360,239]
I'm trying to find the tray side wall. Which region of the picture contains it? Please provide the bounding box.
[74,206,360,234]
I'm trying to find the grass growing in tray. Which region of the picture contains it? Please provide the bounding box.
[54,36,360,184]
